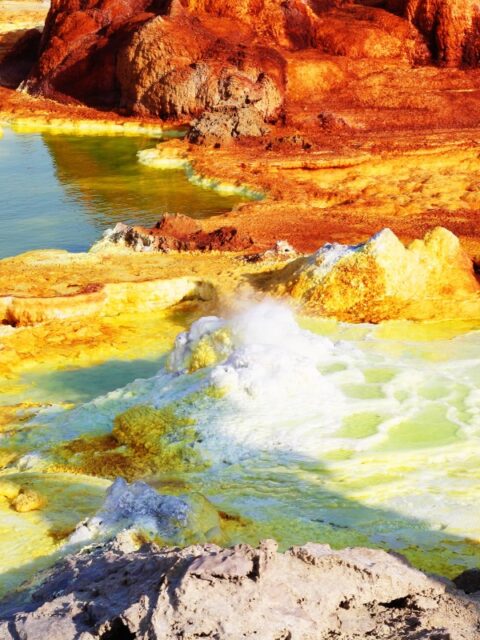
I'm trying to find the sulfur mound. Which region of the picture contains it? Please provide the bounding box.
[11,487,46,513]
[1,538,479,639]
[0,481,46,512]
[271,226,480,322]
[52,404,201,480]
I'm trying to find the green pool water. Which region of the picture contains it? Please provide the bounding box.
[0,127,249,259]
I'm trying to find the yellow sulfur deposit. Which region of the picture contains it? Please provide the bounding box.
[270,227,480,322]
[11,487,46,512]
[188,328,233,372]
[0,472,110,598]
[51,404,201,481]
[0,480,20,501]
[10,117,168,137]
[0,480,46,512]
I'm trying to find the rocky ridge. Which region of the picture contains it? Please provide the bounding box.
[13,0,480,140]
[1,538,479,639]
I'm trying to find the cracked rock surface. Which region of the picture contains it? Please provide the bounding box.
[1,539,479,639]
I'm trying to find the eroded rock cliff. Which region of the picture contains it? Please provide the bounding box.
[398,0,480,66]
[20,0,434,125]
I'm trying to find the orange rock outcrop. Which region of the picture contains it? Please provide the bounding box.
[8,0,480,147]
[18,0,433,121]
[399,0,480,66]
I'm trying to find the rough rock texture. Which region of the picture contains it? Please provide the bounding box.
[116,11,285,121]
[270,226,480,322]
[1,539,479,639]
[23,0,287,120]
[398,0,480,66]
[22,0,432,120]
[97,214,254,252]
[22,0,158,105]
[188,106,272,143]
[0,28,41,89]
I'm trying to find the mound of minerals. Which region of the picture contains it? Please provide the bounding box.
[1,538,479,639]
[271,226,480,322]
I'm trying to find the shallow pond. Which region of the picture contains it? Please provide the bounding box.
[0,127,249,258]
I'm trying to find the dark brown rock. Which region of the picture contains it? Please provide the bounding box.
[453,568,480,594]
[0,28,41,88]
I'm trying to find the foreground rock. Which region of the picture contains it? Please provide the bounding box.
[1,539,479,639]
[270,226,480,322]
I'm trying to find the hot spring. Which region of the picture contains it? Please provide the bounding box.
[1,127,480,599]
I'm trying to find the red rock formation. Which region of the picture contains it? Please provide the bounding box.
[100,214,254,252]
[179,0,328,48]
[23,0,432,121]
[116,11,285,120]
[24,0,170,105]
[396,0,480,66]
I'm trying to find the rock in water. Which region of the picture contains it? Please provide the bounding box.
[1,540,479,639]
[67,477,221,546]
[270,226,480,322]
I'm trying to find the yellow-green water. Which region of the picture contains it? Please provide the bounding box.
[1,302,480,597]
